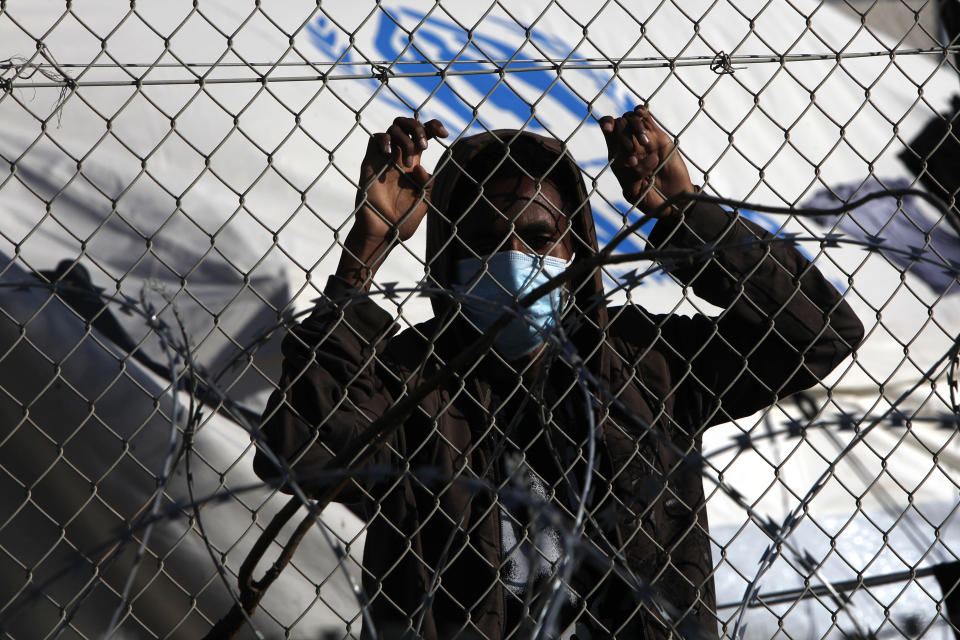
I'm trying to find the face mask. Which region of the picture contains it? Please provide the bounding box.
[453,250,572,360]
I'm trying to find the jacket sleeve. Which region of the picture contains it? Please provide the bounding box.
[641,201,865,432]
[253,275,399,498]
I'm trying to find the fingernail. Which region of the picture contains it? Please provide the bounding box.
[640,133,650,144]
[418,136,428,150]
[385,142,392,154]
[405,155,415,167]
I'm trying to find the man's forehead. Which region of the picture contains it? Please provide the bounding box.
[462,178,566,220]
[460,197,567,231]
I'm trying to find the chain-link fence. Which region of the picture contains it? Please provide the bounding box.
[1,0,959,638]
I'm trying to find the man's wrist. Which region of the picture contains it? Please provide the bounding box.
[334,227,395,291]
[344,224,394,254]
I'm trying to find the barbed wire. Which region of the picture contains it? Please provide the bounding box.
[1,186,957,638]
[167,182,960,636]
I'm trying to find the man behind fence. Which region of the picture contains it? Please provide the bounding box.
[255,107,864,639]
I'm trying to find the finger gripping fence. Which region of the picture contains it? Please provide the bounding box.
[0,1,959,639]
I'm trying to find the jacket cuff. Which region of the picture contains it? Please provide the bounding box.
[323,274,362,300]
[646,200,737,251]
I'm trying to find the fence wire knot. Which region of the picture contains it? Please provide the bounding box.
[372,63,393,83]
[710,51,743,75]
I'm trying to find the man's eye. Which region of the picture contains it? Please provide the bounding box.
[527,235,556,249]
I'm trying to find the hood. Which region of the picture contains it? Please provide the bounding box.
[425,129,608,331]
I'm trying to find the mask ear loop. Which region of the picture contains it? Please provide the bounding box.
[561,255,576,315]
[536,253,575,319]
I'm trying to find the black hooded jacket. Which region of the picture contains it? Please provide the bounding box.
[255,129,864,639]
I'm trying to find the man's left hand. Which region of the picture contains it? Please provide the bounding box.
[599,106,694,216]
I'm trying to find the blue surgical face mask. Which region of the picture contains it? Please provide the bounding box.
[453,250,572,360]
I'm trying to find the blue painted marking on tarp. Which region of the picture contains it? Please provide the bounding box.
[309,8,840,290]
[307,7,633,134]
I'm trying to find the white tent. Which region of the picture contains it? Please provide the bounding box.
[0,0,957,637]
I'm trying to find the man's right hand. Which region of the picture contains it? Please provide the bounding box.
[354,117,449,241]
[334,117,448,291]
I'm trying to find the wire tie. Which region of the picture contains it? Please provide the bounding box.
[372,63,393,83]
[710,51,744,75]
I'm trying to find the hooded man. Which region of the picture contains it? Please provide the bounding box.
[255,108,864,639]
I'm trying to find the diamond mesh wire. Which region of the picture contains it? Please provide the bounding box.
[0,1,958,638]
